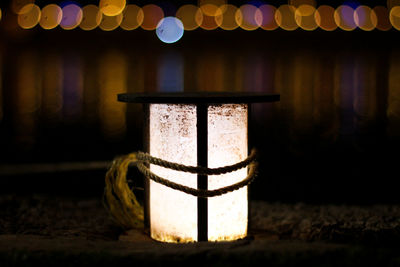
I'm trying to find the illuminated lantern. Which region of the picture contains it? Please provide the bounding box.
[118,92,279,242]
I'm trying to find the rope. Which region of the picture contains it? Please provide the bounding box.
[103,149,258,229]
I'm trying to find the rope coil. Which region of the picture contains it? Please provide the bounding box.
[104,149,258,229]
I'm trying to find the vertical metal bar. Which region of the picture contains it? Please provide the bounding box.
[143,104,150,230]
[197,103,208,241]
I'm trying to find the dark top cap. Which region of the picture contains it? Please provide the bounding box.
[118,92,280,104]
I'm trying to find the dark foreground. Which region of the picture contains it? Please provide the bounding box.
[0,195,399,266]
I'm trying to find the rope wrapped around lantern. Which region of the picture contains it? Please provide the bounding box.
[103,92,280,243]
[104,148,258,229]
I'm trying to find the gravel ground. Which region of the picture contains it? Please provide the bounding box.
[1,195,400,266]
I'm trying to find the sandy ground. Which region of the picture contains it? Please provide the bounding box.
[0,195,399,266]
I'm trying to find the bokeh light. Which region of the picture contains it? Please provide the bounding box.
[200,7,222,30]
[0,8,2,21]
[315,5,337,31]
[120,4,144,30]
[176,4,203,31]
[199,0,227,16]
[18,4,41,29]
[276,5,298,31]
[237,4,262,30]
[11,0,35,14]
[334,5,357,31]
[390,6,400,30]
[374,6,392,31]
[289,0,316,8]
[141,4,164,31]
[295,4,318,30]
[99,0,126,16]
[99,13,123,31]
[354,6,377,31]
[60,4,83,30]
[40,4,62,30]
[215,4,240,30]
[80,5,102,31]
[259,5,278,30]
[156,17,184,44]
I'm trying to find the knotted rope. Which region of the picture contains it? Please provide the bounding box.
[104,149,258,229]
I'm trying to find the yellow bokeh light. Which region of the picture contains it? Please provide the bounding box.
[0,8,2,21]
[334,5,357,31]
[141,4,164,31]
[99,13,123,31]
[354,6,377,31]
[259,5,278,30]
[120,4,144,30]
[237,4,262,31]
[199,0,227,16]
[11,0,35,14]
[40,4,62,30]
[289,0,316,8]
[99,0,126,16]
[315,5,337,31]
[215,4,239,30]
[295,4,318,30]
[374,6,392,31]
[18,4,41,29]
[276,5,298,31]
[390,6,400,30]
[80,5,102,31]
[176,4,203,31]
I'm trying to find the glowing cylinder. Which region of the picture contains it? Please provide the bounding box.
[149,103,248,242]
[118,92,280,243]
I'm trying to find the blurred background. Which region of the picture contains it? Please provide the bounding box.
[0,0,399,204]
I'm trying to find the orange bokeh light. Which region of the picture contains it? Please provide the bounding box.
[120,4,144,30]
[141,4,164,31]
[315,5,337,31]
[39,4,62,30]
[176,4,203,31]
[216,4,239,30]
[295,4,318,30]
[374,6,392,31]
[276,5,298,31]
[80,5,102,31]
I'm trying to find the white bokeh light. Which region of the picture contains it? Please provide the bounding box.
[156,17,184,44]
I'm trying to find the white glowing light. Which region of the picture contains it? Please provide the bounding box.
[149,103,248,243]
[156,17,184,44]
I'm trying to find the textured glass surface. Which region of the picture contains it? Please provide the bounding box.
[149,104,197,242]
[208,104,248,241]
